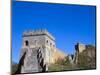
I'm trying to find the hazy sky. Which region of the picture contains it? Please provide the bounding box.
[12,1,96,63]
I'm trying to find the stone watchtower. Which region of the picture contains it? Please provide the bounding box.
[74,43,86,63]
[18,29,56,73]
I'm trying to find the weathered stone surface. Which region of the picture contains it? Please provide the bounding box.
[17,29,66,73]
[21,48,39,73]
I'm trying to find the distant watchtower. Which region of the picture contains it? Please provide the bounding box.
[75,43,86,53]
[19,29,56,73]
[74,43,86,64]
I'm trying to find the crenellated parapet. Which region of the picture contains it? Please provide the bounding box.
[23,29,55,41]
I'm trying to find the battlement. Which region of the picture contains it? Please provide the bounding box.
[23,29,55,41]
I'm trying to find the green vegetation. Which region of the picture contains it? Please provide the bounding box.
[48,57,75,71]
[11,62,18,75]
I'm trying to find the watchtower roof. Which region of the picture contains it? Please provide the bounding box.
[23,29,55,41]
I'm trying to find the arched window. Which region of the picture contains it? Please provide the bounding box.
[53,45,55,47]
[50,43,52,46]
[25,40,29,46]
[46,40,48,43]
